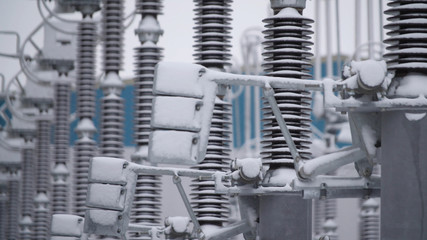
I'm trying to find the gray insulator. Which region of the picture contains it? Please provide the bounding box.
[100,93,124,158]
[261,7,313,167]
[130,175,162,240]
[73,137,96,216]
[74,19,98,217]
[53,83,70,214]
[33,193,50,240]
[77,20,97,120]
[136,0,163,15]
[133,43,163,148]
[100,0,125,160]
[0,187,7,240]
[193,0,232,69]
[7,177,19,240]
[191,99,232,226]
[34,119,51,240]
[360,198,380,240]
[102,0,124,73]
[131,2,164,238]
[20,147,35,240]
[36,119,51,193]
[384,0,427,74]
[191,0,233,228]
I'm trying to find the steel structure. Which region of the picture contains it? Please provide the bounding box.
[3,1,427,240]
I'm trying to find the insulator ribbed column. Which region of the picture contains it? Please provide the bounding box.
[130,1,163,239]
[258,3,313,239]
[384,0,427,76]
[190,0,233,230]
[314,199,325,237]
[6,172,20,240]
[34,118,51,240]
[323,198,338,240]
[261,6,313,169]
[360,198,380,240]
[52,83,70,214]
[20,146,35,240]
[100,0,125,159]
[0,186,7,240]
[73,19,98,217]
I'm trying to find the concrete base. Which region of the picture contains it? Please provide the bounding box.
[259,195,312,240]
[381,111,427,240]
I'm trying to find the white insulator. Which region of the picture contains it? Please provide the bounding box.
[76,20,97,120]
[136,0,163,15]
[323,219,338,240]
[100,93,124,158]
[53,83,70,214]
[7,177,20,240]
[360,198,380,240]
[133,42,163,149]
[261,7,313,167]
[314,199,325,236]
[193,0,232,68]
[191,99,232,226]
[20,147,35,240]
[102,0,124,73]
[324,198,337,221]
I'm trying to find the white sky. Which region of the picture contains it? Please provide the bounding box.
[0,0,389,82]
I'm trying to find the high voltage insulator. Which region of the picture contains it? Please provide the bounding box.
[34,117,51,240]
[191,0,233,229]
[133,42,162,151]
[131,1,163,239]
[102,0,124,73]
[100,0,125,159]
[0,185,7,240]
[314,200,326,237]
[193,0,232,68]
[360,198,380,240]
[100,89,124,158]
[7,171,19,240]
[191,99,232,225]
[76,21,97,121]
[20,146,35,240]
[261,6,313,168]
[136,0,163,15]
[384,0,427,75]
[52,83,70,214]
[73,18,98,217]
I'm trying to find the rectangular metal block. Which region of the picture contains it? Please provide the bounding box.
[381,111,427,240]
[86,183,126,211]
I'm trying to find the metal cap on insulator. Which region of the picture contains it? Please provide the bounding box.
[101,72,123,92]
[270,0,306,11]
[135,16,164,43]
